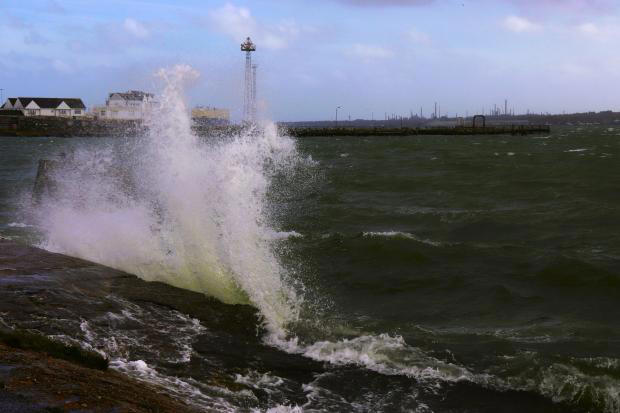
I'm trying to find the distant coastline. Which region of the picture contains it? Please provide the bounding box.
[1,109,619,138]
[281,110,620,129]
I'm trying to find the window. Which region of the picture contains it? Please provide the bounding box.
[58,109,68,115]
[27,110,37,116]
[74,110,82,115]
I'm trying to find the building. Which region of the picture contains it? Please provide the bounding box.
[91,90,158,120]
[1,97,86,117]
[191,106,230,126]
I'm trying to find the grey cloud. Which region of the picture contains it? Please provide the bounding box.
[1,11,50,45]
[46,0,67,14]
[24,29,50,45]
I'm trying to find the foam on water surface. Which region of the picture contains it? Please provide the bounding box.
[362,231,444,247]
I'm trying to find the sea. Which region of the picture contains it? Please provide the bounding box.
[1,68,619,412]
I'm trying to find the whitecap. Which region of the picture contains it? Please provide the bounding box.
[362,231,443,247]
[265,230,304,241]
[266,333,473,385]
[7,222,34,228]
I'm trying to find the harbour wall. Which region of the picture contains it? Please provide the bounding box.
[0,115,549,138]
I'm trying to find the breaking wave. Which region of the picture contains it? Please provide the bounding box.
[34,64,303,334]
[26,65,620,413]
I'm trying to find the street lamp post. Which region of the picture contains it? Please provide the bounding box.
[335,106,342,128]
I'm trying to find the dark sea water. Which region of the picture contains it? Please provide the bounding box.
[1,125,619,412]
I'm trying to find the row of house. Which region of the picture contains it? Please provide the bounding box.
[0,92,230,124]
[2,97,86,117]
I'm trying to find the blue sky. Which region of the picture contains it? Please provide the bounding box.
[1,0,619,121]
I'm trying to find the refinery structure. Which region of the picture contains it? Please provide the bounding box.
[241,37,257,123]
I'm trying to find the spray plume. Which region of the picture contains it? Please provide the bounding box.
[35,64,302,335]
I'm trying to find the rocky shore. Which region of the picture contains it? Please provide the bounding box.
[0,240,206,413]
[0,239,265,412]
[0,341,200,413]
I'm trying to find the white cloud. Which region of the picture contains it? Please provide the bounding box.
[209,3,302,50]
[503,16,541,33]
[123,18,149,39]
[349,44,394,59]
[560,63,589,76]
[577,22,620,40]
[52,58,73,74]
[408,28,430,44]
[578,22,601,36]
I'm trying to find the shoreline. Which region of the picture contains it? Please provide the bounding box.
[0,239,262,412]
[0,341,201,413]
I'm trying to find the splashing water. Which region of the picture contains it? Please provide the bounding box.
[29,66,482,399]
[35,64,301,334]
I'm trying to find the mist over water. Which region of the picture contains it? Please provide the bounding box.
[34,64,302,334]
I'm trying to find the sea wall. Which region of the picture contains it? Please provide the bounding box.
[0,115,551,138]
[0,115,242,138]
[285,125,551,137]
[0,115,146,137]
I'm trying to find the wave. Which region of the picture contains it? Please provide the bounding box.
[266,330,620,412]
[266,333,473,385]
[33,64,303,335]
[265,230,304,241]
[536,258,620,291]
[7,222,34,228]
[362,231,444,247]
[45,295,257,412]
[25,65,620,412]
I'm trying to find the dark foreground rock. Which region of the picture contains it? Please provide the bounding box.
[0,239,321,411]
[0,342,200,413]
[0,239,244,412]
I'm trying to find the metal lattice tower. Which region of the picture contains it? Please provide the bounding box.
[251,64,257,121]
[241,37,256,123]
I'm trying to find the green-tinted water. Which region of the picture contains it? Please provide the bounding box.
[1,126,619,412]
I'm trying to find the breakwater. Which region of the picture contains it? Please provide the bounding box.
[0,114,145,137]
[286,125,550,137]
[0,115,550,138]
[0,114,238,138]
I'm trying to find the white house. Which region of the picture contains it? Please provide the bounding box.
[91,90,158,120]
[191,106,230,125]
[1,97,86,117]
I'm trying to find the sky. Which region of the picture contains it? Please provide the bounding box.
[1,0,620,121]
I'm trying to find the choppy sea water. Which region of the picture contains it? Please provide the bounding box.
[1,76,619,411]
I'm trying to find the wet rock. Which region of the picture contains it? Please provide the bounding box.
[0,343,200,413]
